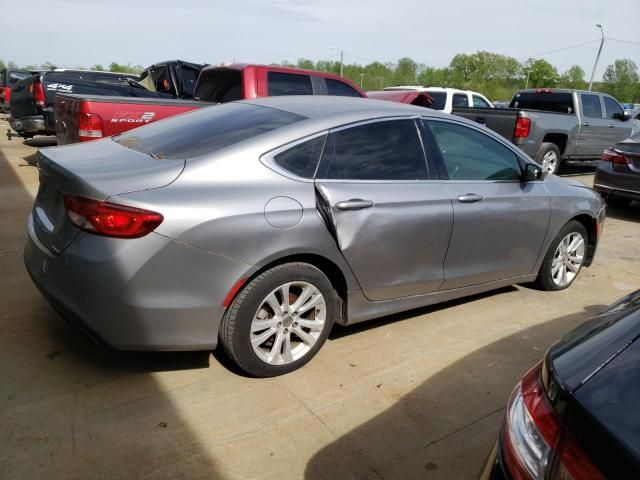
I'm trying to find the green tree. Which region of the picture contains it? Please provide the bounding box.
[392,57,418,86]
[109,62,143,74]
[295,58,315,70]
[0,60,5,71]
[602,59,639,102]
[91,64,105,71]
[559,65,587,89]
[8,61,19,70]
[526,59,559,88]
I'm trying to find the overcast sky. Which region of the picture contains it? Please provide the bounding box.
[1,0,638,79]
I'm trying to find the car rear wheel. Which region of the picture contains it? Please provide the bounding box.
[534,220,587,291]
[536,143,562,175]
[219,263,336,377]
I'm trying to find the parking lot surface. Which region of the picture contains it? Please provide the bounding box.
[1,121,639,480]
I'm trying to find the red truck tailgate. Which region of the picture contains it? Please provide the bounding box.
[55,94,212,145]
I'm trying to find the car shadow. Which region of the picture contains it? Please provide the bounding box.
[0,145,222,479]
[305,304,606,480]
[330,286,517,340]
[605,201,640,222]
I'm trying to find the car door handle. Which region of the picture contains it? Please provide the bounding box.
[335,199,374,211]
[608,124,614,128]
[582,122,590,127]
[457,193,484,203]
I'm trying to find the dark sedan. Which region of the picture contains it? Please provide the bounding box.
[481,290,640,479]
[594,130,640,208]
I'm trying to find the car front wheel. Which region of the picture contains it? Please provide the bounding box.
[219,262,336,377]
[534,220,587,291]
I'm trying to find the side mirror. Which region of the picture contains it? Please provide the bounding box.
[523,163,546,181]
[613,112,631,121]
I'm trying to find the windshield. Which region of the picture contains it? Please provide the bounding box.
[114,103,306,159]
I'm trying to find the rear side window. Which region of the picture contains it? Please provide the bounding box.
[114,103,306,159]
[426,120,521,181]
[510,92,574,114]
[322,120,428,180]
[425,91,447,110]
[452,94,469,107]
[603,96,624,119]
[273,135,326,178]
[8,71,32,85]
[581,94,603,118]
[325,78,362,97]
[268,72,313,96]
[473,95,491,108]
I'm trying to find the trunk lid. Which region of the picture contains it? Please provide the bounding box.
[9,75,40,119]
[33,139,185,253]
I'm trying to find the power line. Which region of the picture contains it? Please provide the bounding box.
[517,39,601,60]
[608,38,640,46]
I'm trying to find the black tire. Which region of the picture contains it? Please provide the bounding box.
[535,143,562,175]
[605,196,632,209]
[219,262,336,377]
[534,220,588,291]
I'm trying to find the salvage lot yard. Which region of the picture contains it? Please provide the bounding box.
[1,120,639,480]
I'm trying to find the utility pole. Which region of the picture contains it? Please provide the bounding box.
[359,73,364,88]
[339,50,344,77]
[588,24,605,91]
[525,69,531,89]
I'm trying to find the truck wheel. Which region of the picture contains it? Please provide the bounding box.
[219,263,336,377]
[536,143,561,175]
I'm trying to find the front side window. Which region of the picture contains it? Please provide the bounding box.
[268,72,313,96]
[426,120,521,181]
[180,67,200,98]
[322,119,428,181]
[581,94,603,118]
[273,135,326,178]
[325,78,362,97]
[473,95,491,108]
[603,96,624,119]
[452,93,469,107]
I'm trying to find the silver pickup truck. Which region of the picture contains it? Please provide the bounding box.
[453,88,633,174]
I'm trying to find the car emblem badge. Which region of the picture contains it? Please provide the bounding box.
[41,260,48,274]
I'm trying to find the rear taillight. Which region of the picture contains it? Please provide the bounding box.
[77,112,104,140]
[0,87,6,102]
[601,147,628,165]
[33,82,45,107]
[63,195,163,239]
[514,116,531,138]
[502,364,605,480]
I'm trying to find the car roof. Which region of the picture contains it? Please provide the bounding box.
[241,95,448,122]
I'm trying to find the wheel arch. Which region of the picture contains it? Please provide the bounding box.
[226,253,351,324]
[542,133,568,155]
[569,213,598,266]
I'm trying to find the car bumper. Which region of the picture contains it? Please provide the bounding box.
[593,161,640,201]
[479,439,510,480]
[24,213,251,351]
[9,115,45,134]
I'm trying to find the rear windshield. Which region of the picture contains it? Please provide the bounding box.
[194,68,243,103]
[509,92,574,114]
[114,103,306,159]
[1,70,33,86]
[424,91,447,110]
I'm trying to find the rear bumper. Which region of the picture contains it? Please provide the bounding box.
[593,161,640,201]
[479,440,510,480]
[24,213,251,351]
[9,115,45,134]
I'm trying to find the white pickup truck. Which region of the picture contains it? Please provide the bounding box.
[382,86,494,113]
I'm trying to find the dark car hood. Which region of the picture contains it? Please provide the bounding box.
[548,290,640,393]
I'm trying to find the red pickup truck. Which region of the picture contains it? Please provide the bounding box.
[55,63,366,145]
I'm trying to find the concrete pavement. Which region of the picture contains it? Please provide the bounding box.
[1,123,639,479]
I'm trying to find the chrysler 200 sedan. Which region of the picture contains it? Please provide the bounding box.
[481,290,640,479]
[24,96,606,377]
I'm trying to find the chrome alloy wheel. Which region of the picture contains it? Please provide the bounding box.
[541,151,559,174]
[551,232,585,287]
[250,281,326,365]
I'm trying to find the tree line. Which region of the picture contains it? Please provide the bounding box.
[2,52,639,102]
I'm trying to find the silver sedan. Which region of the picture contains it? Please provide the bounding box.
[24,96,606,376]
